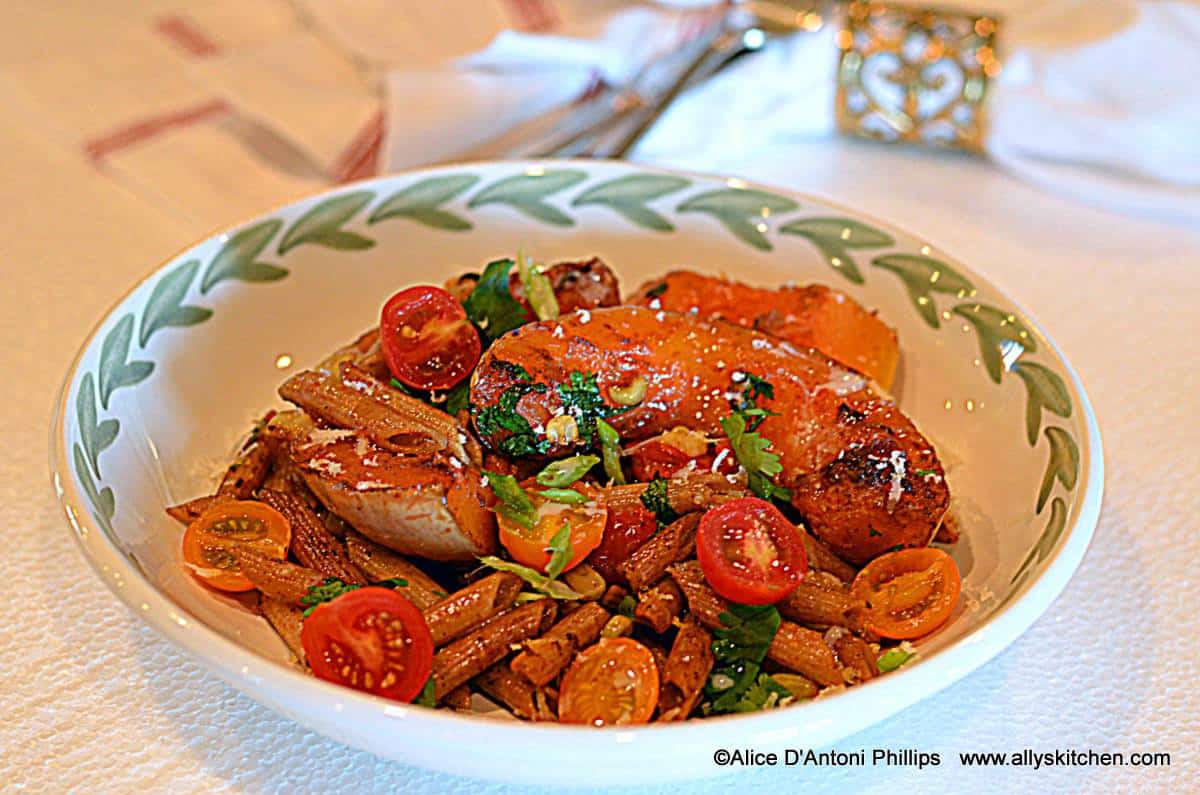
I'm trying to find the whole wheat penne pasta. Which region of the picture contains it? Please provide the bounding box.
[344,530,445,609]
[474,664,556,721]
[657,619,714,721]
[602,471,747,515]
[216,423,278,499]
[166,495,219,524]
[423,572,522,646]
[801,531,858,583]
[670,561,844,687]
[432,600,557,700]
[510,603,609,687]
[634,579,683,633]
[259,595,307,666]
[258,488,365,584]
[233,548,325,604]
[620,513,701,592]
[825,627,879,683]
[600,584,629,610]
[444,684,474,711]
[777,574,860,629]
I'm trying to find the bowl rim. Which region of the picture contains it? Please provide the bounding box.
[49,158,1104,752]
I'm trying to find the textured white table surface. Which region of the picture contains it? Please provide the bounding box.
[4,11,1200,794]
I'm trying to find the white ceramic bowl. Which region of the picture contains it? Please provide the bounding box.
[51,160,1102,786]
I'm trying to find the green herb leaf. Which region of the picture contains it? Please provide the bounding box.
[474,380,550,458]
[721,412,791,502]
[544,522,573,581]
[414,676,438,707]
[557,371,626,443]
[913,468,938,478]
[640,476,679,527]
[516,251,559,321]
[443,381,470,415]
[596,419,625,485]
[704,604,784,715]
[645,281,668,298]
[483,470,537,529]
[617,595,638,617]
[300,576,408,617]
[537,488,588,505]
[732,373,778,431]
[477,556,584,600]
[536,455,600,487]
[463,258,528,340]
[877,646,915,673]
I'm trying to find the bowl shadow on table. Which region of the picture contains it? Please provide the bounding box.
[38,497,1136,793]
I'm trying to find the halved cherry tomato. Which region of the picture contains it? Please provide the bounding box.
[301,587,434,702]
[182,499,291,592]
[629,440,693,481]
[696,497,808,605]
[497,482,607,573]
[850,548,961,640]
[559,638,659,726]
[587,503,658,584]
[379,285,481,391]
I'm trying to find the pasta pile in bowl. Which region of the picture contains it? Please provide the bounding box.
[171,255,961,724]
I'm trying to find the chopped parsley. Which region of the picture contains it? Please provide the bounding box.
[596,418,625,485]
[913,467,938,478]
[720,412,792,502]
[645,282,668,298]
[483,470,537,529]
[474,379,550,457]
[617,594,638,617]
[493,359,533,382]
[300,576,409,617]
[536,455,599,488]
[877,646,915,673]
[443,381,470,415]
[462,258,528,340]
[733,373,778,431]
[557,371,626,443]
[414,676,437,707]
[704,603,789,715]
[640,475,679,527]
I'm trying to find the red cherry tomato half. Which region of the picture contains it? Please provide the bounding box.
[587,503,658,584]
[301,587,434,702]
[629,441,693,481]
[850,547,961,640]
[696,497,808,605]
[380,286,481,391]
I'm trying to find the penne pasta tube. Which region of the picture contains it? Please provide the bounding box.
[657,619,714,721]
[165,495,217,524]
[258,488,365,584]
[602,471,747,515]
[633,579,683,633]
[344,530,445,609]
[432,600,557,700]
[423,572,522,646]
[620,513,701,592]
[259,595,307,666]
[444,685,474,712]
[776,574,860,629]
[233,548,325,604]
[825,627,879,683]
[669,561,844,687]
[801,531,859,583]
[474,664,555,721]
[510,603,609,687]
[216,420,278,499]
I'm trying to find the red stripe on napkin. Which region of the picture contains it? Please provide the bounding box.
[84,100,230,161]
[155,14,221,56]
[502,0,561,33]
[332,109,384,183]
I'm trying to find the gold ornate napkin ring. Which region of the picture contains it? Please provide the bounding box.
[834,1,999,152]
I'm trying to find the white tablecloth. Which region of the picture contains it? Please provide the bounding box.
[3,3,1198,793]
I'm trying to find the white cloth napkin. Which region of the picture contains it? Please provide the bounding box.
[371,0,1200,225]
